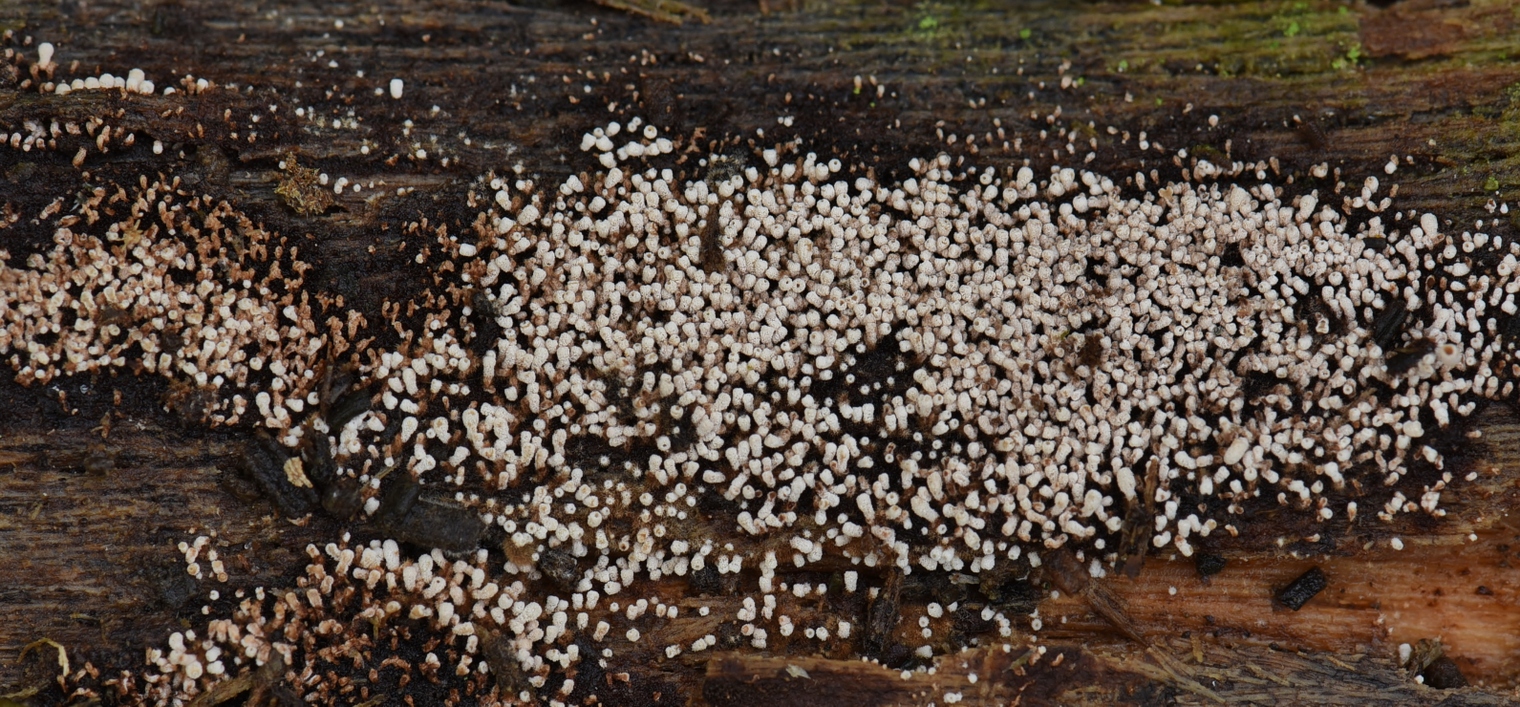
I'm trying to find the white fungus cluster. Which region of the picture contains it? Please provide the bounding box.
[324,121,1511,567]
[16,41,164,97]
[6,114,1518,703]
[51,66,159,97]
[122,531,1018,704]
[0,36,233,115]
[0,179,350,447]
[124,537,517,703]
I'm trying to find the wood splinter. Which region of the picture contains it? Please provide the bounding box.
[1047,549,1148,647]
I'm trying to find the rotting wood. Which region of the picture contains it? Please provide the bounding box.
[2,0,1520,704]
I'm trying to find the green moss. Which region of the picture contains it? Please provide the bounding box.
[900,1,966,46]
[832,0,1364,79]
[1330,42,1362,71]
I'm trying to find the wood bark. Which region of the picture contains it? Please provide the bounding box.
[2,0,1520,704]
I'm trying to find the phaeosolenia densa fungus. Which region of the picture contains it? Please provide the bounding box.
[2,37,1515,706]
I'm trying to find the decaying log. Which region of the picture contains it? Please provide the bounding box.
[3,0,1520,704]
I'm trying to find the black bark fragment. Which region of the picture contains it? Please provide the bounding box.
[1275,567,1327,610]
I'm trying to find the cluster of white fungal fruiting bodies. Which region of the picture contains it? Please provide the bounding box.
[0,179,351,448]
[6,114,1518,703]
[392,123,1507,570]
[14,41,165,96]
